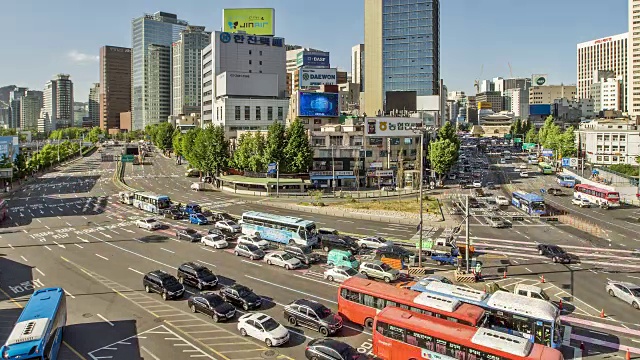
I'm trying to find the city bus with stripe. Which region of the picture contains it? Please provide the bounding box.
[411,282,563,349]
[573,183,620,208]
[511,192,546,215]
[538,162,554,174]
[132,192,172,214]
[1,287,67,360]
[372,307,564,360]
[555,174,576,188]
[337,277,487,329]
[240,211,318,246]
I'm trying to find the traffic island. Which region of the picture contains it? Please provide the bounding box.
[454,270,477,283]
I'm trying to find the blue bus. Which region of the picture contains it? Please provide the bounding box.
[240,211,318,246]
[409,282,563,349]
[511,192,546,215]
[1,288,67,360]
[556,174,576,188]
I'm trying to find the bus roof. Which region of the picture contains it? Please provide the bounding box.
[376,307,559,360]
[242,211,314,226]
[413,292,462,313]
[538,162,552,167]
[136,192,169,199]
[341,278,485,324]
[2,288,64,357]
[423,281,490,303]
[512,192,544,202]
[486,291,558,321]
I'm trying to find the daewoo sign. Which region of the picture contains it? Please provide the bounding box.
[299,68,337,87]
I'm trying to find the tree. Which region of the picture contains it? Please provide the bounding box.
[172,130,183,156]
[538,115,554,146]
[181,128,200,166]
[438,121,459,147]
[152,122,174,150]
[13,153,27,176]
[283,119,313,173]
[207,125,230,176]
[558,126,577,157]
[263,121,287,167]
[87,127,104,143]
[510,119,523,136]
[525,127,538,143]
[233,132,254,170]
[429,139,458,180]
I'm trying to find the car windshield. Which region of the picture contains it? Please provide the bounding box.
[281,253,294,261]
[225,221,237,226]
[236,287,252,297]
[246,244,259,251]
[344,268,358,276]
[380,263,392,271]
[146,219,156,223]
[261,317,280,332]
[316,305,333,318]
[549,246,565,254]
[205,295,223,306]
[162,276,178,286]
[196,269,213,278]
[197,215,206,220]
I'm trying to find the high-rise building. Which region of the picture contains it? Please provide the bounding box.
[475,91,503,113]
[503,88,529,119]
[131,11,188,130]
[42,74,74,130]
[364,0,440,116]
[590,74,623,112]
[9,87,28,129]
[629,0,640,116]
[494,77,531,94]
[19,90,43,130]
[74,102,88,127]
[351,44,364,92]
[100,46,132,133]
[529,85,576,105]
[88,83,100,127]
[577,33,627,105]
[172,25,211,117]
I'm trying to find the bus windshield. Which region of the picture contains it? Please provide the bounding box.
[607,192,620,199]
[531,201,545,211]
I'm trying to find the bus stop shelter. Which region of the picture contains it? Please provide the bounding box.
[218,175,312,195]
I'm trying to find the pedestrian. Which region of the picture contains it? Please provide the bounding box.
[475,261,482,280]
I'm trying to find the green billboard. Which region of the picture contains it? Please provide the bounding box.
[522,143,537,150]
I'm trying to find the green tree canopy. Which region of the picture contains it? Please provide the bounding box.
[150,122,174,150]
[558,126,577,157]
[283,119,313,173]
[264,121,287,166]
[429,139,458,180]
[172,129,183,156]
[525,127,539,143]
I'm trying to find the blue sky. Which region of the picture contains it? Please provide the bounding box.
[2,0,628,101]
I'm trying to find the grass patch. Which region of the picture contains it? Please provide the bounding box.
[333,196,440,214]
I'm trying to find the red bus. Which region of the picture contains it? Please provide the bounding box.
[373,307,565,360]
[573,183,620,208]
[337,277,486,329]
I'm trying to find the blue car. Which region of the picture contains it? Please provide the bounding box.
[189,213,209,225]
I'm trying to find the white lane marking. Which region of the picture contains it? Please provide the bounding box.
[140,346,161,360]
[20,256,28,262]
[197,260,217,268]
[128,267,144,275]
[160,248,175,254]
[95,254,109,261]
[292,273,338,288]
[336,220,354,223]
[524,267,532,273]
[44,246,52,251]
[66,222,72,226]
[35,268,45,276]
[96,313,114,326]
[8,244,14,249]
[36,219,41,223]
[78,237,90,243]
[83,216,87,219]
[241,260,262,267]
[64,290,76,299]
[53,241,65,249]
[45,225,50,229]
[75,244,84,249]
[245,275,336,304]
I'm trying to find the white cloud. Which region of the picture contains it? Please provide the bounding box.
[67,50,99,64]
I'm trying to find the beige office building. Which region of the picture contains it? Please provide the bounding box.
[529,85,576,105]
[629,0,640,116]
[577,33,627,103]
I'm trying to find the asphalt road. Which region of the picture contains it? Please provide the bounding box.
[0,148,637,359]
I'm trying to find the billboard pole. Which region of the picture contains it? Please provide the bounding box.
[276,161,279,198]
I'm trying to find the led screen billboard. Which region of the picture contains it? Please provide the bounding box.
[299,92,339,117]
[222,8,275,35]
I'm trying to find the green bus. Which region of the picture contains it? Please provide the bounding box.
[538,162,554,175]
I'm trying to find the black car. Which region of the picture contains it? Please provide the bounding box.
[175,228,202,242]
[317,228,339,238]
[187,292,235,322]
[305,338,368,360]
[143,270,185,300]
[210,211,235,222]
[162,208,184,220]
[177,262,218,290]
[283,299,343,336]
[220,284,262,311]
[320,235,359,254]
[207,228,227,240]
[284,244,321,265]
[374,245,414,261]
[547,187,563,196]
[537,244,571,263]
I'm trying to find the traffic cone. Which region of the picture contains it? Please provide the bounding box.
[626,349,631,360]
[503,270,507,279]
[600,309,605,318]
[558,299,563,310]
[540,275,545,283]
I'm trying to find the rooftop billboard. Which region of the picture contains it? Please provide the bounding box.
[222,8,275,36]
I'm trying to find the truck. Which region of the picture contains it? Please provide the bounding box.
[416,232,474,257]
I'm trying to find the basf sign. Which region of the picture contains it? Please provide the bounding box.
[299,68,337,88]
[222,8,275,36]
[365,118,423,137]
[296,52,330,68]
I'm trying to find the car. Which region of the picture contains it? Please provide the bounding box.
[304,338,368,360]
[317,228,339,238]
[374,245,414,261]
[210,211,235,222]
[572,198,590,208]
[162,208,183,220]
[487,217,506,228]
[220,284,262,311]
[175,228,202,242]
[320,235,359,253]
[237,235,270,250]
[234,243,265,260]
[519,164,528,170]
[495,196,510,206]
[143,270,184,301]
[519,171,529,178]
[237,313,289,347]
[136,217,162,231]
[188,292,236,322]
[284,244,321,265]
[323,266,365,283]
[189,213,209,225]
[357,236,392,249]
[183,203,202,216]
[185,168,199,177]
[499,158,506,164]
[264,251,302,270]
[537,244,571,263]
[358,261,400,283]
[606,281,640,309]
[215,220,241,233]
[177,262,218,290]
[547,187,563,196]
[201,234,228,249]
[283,299,343,336]
[486,182,496,190]
[472,180,482,188]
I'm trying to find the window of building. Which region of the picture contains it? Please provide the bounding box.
[612,145,619,152]
[350,136,363,146]
[249,50,252,55]
[267,107,273,121]
[330,136,342,146]
[597,156,602,162]
[259,61,263,65]
[259,50,263,56]
[314,119,322,125]
[404,138,413,145]
[244,106,250,121]
[604,145,610,152]
[277,107,284,120]
[604,156,610,161]
[390,138,400,145]
[249,60,252,65]
[620,135,626,141]
[312,137,326,147]
[604,135,610,140]
[380,150,388,157]
[613,156,619,162]
[612,134,619,141]
[235,106,241,121]
[256,106,261,121]
[597,145,603,151]
[597,134,603,141]
[620,146,626,152]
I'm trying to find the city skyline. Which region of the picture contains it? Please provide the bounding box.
[2,0,628,100]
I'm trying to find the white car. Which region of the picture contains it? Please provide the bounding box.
[237,235,269,250]
[495,196,510,206]
[472,181,482,188]
[572,198,591,208]
[519,171,529,178]
[357,236,392,249]
[201,234,228,249]
[264,251,302,270]
[519,164,528,170]
[237,313,289,347]
[324,266,365,283]
[136,218,162,231]
[215,220,241,233]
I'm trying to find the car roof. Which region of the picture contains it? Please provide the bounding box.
[148,270,173,280]
[609,281,639,289]
[293,299,326,312]
[228,283,250,291]
[201,292,222,301]
[269,251,286,256]
[181,262,206,271]
[143,217,156,221]
[308,338,350,351]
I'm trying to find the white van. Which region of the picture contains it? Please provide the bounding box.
[514,284,550,301]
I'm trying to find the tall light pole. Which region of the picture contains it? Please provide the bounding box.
[331,145,336,193]
[418,131,424,267]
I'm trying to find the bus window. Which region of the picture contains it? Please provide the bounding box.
[544,324,552,346]
[535,327,544,344]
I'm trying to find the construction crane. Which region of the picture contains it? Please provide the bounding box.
[508,62,514,78]
[473,64,484,93]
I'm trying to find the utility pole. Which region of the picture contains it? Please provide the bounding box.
[276,161,280,198]
[332,145,336,193]
[465,194,470,273]
[418,131,424,267]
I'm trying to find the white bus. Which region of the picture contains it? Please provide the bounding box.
[133,192,172,214]
[240,211,318,246]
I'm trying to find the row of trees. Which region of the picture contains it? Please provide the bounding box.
[429,122,461,180]
[0,141,84,178]
[523,116,576,157]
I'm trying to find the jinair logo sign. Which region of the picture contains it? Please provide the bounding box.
[223,8,274,36]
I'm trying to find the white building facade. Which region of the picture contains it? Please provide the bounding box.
[577,32,627,107]
[590,76,623,112]
[578,119,640,165]
[172,25,211,117]
[630,1,640,116]
[351,44,364,93]
[503,88,529,119]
